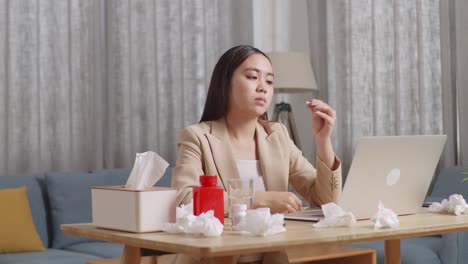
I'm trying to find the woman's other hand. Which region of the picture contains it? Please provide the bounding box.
[306,99,337,169]
[253,191,303,213]
[306,99,336,142]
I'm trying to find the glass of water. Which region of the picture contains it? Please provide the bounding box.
[228,178,254,218]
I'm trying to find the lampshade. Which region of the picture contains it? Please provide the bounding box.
[266,52,318,93]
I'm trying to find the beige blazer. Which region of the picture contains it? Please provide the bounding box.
[172,118,342,207]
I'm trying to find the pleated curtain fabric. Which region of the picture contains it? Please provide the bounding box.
[0,0,104,174]
[0,0,239,174]
[2,0,450,176]
[311,0,445,174]
[104,0,234,168]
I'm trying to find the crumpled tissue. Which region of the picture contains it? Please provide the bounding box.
[371,201,399,229]
[429,194,468,215]
[125,151,169,190]
[234,208,286,236]
[313,203,356,228]
[162,202,223,237]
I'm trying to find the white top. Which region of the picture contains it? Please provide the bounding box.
[236,160,266,191]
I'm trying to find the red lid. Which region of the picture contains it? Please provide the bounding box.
[199,175,217,186]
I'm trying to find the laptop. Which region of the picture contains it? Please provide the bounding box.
[285,135,447,221]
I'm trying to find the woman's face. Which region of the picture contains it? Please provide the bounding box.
[227,54,274,119]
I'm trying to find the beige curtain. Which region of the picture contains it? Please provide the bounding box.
[104,0,238,168]
[307,0,452,176]
[0,0,104,174]
[0,0,252,175]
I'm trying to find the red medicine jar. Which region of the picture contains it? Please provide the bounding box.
[193,175,224,224]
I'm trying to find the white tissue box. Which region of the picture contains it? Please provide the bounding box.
[92,186,176,233]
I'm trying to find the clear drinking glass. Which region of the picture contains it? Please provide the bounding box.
[228,178,254,219]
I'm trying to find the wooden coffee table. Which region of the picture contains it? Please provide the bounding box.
[62,211,468,264]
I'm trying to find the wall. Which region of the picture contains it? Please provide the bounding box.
[455,0,468,165]
[442,0,468,166]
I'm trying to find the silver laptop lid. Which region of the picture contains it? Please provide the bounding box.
[339,135,447,220]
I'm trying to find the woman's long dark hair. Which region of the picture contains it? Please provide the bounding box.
[199,45,270,122]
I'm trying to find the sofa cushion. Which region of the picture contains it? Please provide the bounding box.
[430,166,468,198]
[65,242,124,258]
[46,168,131,249]
[0,174,48,247]
[156,166,172,187]
[0,248,100,264]
[0,187,45,253]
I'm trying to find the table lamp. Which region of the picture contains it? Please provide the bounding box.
[267,52,318,149]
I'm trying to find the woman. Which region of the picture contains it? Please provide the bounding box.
[172,45,342,215]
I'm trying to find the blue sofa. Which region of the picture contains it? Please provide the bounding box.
[354,165,468,264]
[0,167,172,264]
[1,165,467,264]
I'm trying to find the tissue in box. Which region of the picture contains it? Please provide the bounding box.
[92,186,176,233]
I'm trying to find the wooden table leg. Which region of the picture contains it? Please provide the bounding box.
[384,239,401,264]
[121,246,143,264]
